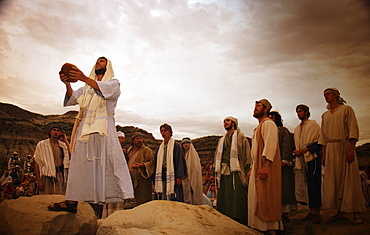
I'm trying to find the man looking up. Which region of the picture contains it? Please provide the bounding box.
[248,99,283,234]
[34,125,70,195]
[215,116,251,225]
[319,88,366,225]
[48,57,135,213]
[153,123,187,202]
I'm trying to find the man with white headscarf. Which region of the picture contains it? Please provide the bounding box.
[319,88,366,225]
[214,116,251,225]
[181,137,203,205]
[48,57,135,214]
[248,99,283,233]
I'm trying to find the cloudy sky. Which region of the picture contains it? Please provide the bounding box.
[1,0,369,144]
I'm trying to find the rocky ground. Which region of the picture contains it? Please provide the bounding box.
[282,205,370,235]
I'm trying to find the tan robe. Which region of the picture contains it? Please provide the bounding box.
[127,144,154,205]
[182,144,203,205]
[319,105,366,212]
[248,118,283,231]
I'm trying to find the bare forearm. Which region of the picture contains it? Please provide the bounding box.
[65,83,73,98]
[80,76,100,91]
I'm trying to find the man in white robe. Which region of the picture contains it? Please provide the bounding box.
[48,57,135,214]
[319,88,366,225]
[294,104,322,223]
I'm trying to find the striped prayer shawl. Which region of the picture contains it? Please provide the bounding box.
[33,139,70,178]
[155,138,175,198]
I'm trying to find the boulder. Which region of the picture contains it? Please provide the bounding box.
[0,195,97,235]
[97,200,260,234]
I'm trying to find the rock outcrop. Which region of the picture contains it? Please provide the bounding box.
[97,200,260,235]
[0,195,97,235]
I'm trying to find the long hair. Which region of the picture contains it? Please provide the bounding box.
[269,111,283,127]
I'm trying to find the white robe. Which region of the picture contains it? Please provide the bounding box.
[318,105,366,212]
[293,119,320,204]
[64,79,134,203]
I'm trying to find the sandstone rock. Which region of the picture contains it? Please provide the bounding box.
[0,195,97,235]
[97,200,260,235]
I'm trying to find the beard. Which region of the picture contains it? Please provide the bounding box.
[253,109,265,118]
[95,68,106,75]
[224,125,232,131]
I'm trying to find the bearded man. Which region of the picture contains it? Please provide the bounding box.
[127,132,154,205]
[48,57,135,214]
[248,99,283,234]
[215,116,251,225]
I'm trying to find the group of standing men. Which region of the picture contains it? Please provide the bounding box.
[32,56,365,233]
[214,88,366,234]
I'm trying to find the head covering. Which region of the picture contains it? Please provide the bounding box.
[296,104,309,112]
[256,98,272,110]
[117,131,125,138]
[13,151,18,155]
[76,58,114,143]
[224,116,238,127]
[325,87,340,95]
[296,104,311,118]
[131,132,143,141]
[181,137,192,144]
[224,116,241,133]
[324,87,346,108]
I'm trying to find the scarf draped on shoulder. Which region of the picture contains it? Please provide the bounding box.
[155,138,176,198]
[70,59,115,149]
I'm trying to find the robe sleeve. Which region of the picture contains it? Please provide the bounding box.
[139,147,154,179]
[279,127,294,162]
[346,106,359,141]
[96,79,120,100]
[318,113,327,146]
[261,120,279,162]
[307,141,322,154]
[64,87,84,107]
[173,142,188,179]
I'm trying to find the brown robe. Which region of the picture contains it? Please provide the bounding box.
[127,144,154,205]
[254,118,282,222]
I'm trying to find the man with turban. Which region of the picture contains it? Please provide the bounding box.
[215,116,251,225]
[126,132,154,205]
[248,99,283,233]
[319,88,366,225]
[48,57,135,214]
[181,137,203,205]
[293,104,322,224]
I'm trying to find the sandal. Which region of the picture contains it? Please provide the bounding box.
[122,198,137,209]
[353,218,364,225]
[48,201,78,213]
[327,214,348,223]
